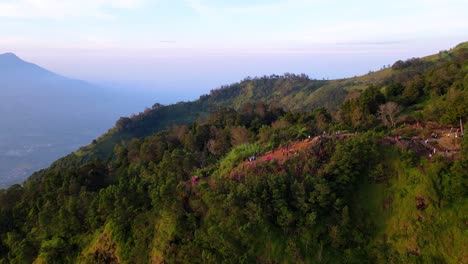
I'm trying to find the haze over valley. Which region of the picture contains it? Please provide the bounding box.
[0,52,158,187]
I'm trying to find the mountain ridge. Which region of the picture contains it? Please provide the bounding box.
[68,45,441,163]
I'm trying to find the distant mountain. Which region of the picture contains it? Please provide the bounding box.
[0,53,154,187]
[0,53,56,80]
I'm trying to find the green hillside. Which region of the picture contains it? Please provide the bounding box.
[76,41,465,163]
[0,42,466,263]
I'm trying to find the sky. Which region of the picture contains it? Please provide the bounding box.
[0,0,467,103]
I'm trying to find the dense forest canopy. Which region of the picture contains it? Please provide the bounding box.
[0,42,466,263]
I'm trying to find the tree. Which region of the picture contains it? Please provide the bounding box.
[314,107,332,132]
[207,127,231,156]
[360,85,385,115]
[386,83,404,98]
[401,77,424,105]
[378,102,401,128]
[339,86,385,129]
[230,126,252,146]
[115,117,132,131]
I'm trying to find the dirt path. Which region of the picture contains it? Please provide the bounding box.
[192,126,461,187]
[403,122,463,157]
[381,135,460,159]
[237,133,354,170]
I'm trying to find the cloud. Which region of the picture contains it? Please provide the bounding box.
[185,0,320,16]
[244,0,468,46]
[0,35,34,52]
[0,0,146,20]
[184,0,468,41]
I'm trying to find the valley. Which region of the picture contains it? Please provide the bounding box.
[0,53,158,187]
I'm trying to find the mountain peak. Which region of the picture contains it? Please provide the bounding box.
[0,52,21,60]
[0,52,27,66]
[0,52,59,79]
[1,52,18,56]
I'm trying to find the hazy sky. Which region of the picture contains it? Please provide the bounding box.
[1,0,467,102]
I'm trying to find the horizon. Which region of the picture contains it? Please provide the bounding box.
[1,0,467,103]
[2,39,467,105]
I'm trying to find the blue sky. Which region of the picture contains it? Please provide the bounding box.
[1,0,467,102]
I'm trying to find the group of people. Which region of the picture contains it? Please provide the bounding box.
[321,131,342,136]
[247,155,257,163]
[281,148,297,157]
[448,128,463,138]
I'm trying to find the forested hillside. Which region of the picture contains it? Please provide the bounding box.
[0,43,466,263]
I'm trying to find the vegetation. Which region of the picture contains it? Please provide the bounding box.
[0,42,466,263]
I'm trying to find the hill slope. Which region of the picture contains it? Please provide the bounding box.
[70,41,466,164]
[0,42,466,263]
[77,69,390,161]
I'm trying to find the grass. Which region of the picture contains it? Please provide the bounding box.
[353,146,467,262]
[77,224,121,263]
[343,85,367,91]
[150,211,177,262]
[217,143,262,176]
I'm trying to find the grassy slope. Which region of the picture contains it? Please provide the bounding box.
[353,147,467,263]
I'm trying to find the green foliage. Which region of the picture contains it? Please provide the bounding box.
[441,136,468,202]
[339,85,385,129]
[0,42,466,263]
[218,143,261,174]
[354,146,467,263]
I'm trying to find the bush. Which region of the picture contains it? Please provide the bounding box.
[218,143,262,174]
